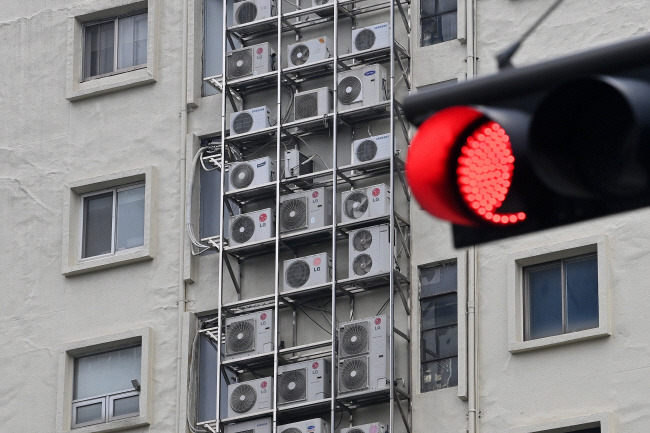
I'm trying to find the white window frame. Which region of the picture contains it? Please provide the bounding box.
[57,328,152,433]
[509,412,611,433]
[71,396,107,428]
[66,0,158,101]
[62,166,156,276]
[507,235,611,353]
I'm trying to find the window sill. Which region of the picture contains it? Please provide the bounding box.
[509,326,610,353]
[62,248,153,277]
[66,67,155,102]
[67,415,148,433]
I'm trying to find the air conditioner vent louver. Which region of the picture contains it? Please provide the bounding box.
[356,140,378,162]
[338,76,362,105]
[281,429,303,433]
[231,215,256,244]
[235,1,258,24]
[353,253,373,276]
[232,112,255,134]
[341,322,369,356]
[280,198,307,231]
[226,319,256,353]
[227,50,253,78]
[340,357,368,391]
[278,368,307,403]
[230,163,256,189]
[230,383,257,413]
[344,191,369,219]
[290,44,310,66]
[295,93,319,119]
[352,229,373,252]
[354,29,376,51]
[285,260,311,289]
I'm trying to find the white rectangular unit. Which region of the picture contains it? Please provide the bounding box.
[294,87,333,120]
[352,133,392,165]
[283,252,332,292]
[279,187,332,233]
[228,208,274,246]
[283,149,314,178]
[340,183,390,224]
[229,106,271,136]
[278,418,330,433]
[348,224,391,279]
[338,316,389,395]
[233,0,275,25]
[228,156,275,191]
[227,377,274,418]
[340,422,387,433]
[352,22,390,53]
[277,359,331,405]
[337,64,388,110]
[287,36,332,67]
[226,43,275,79]
[225,310,274,359]
[224,418,272,433]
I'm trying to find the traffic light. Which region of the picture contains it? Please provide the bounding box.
[404,34,650,248]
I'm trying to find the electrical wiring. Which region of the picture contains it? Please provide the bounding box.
[186,329,208,433]
[294,135,330,169]
[293,303,332,335]
[376,297,390,315]
[186,146,213,255]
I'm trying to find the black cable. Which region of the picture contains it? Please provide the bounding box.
[334,405,343,429]
[376,297,390,316]
[294,303,332,335]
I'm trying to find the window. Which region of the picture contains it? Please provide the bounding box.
[72,345,142,428]
[524,254,598,341]
[419,261,458,392]
[420,0,457,46]
[83,12,148,80]
[81,183,145,259]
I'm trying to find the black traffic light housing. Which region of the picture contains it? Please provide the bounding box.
[404,35,650,248]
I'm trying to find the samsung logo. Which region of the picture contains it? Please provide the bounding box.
[377,134,389,139]
[252,107,265,112]
[364,70,376,76]
[375,23,388,28]
[257,161,267,168]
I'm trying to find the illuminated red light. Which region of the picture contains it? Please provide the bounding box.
[457,121,526,225]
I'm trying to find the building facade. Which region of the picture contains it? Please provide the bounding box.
[1,1,649,433]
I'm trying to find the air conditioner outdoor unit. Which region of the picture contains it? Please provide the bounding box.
[277,358,332,405]
[338,316,389,395]
[348,223,392,278]
[225,310,274,359]
[226,43,275,79]
[283,252,332,292]
[279,187,332,233]
[233,0,276,25]
[352,22,390,53]
[224,417,273,433]
[228,208,275,246]
[340,422,387,433]
[283,149,314,178]
[227,377,274,418]
[352,133,392,165]
[340,183,390,224]
[228,156,276,191]
[278,418,329,433]
[229,106,272,136]
[294,87,333,121]
[337,64,388,111]
[287,36,333,67]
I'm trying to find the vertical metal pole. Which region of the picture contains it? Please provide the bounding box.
[274,1,283,432]
[388,0,396,431]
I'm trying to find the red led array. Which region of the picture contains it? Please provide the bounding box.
[457,121,526,225]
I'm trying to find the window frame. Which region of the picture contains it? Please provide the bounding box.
[508,235,611,353]
[508,412,611,433]
[419,0,459,47]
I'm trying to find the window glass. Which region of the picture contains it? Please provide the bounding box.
[113,395,139,417]
[421,357,458,392]
[133,13,148,66]
[422,325,458,361]
[74,345,141,400]
[82,192,113,258]
[526,263,563,340]
[203,0,224,96]
[116,186,145,251]
[420,262,457,297]
[117,14,148,69]
[420,0,457,46]
[421,293,457,330]
[76,402,103,425]
[566,255,599,332]
[197,332,218,422]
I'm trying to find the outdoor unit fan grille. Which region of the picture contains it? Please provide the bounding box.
[285,260,311,288]
[356,140,378,162]
[352,229,373,252]
[226,319,256,353]
[230,383,258,413]
[340,357,369,391]
[355,29,377,51]
[344,191,369,219]
[338,76,362,105]
[353,253,373,276]
[230,163,255,189]
[341,322,369,355]
[278,368,307,403]
[295,93,319,119]
[290,44,310,66]
[280,198,307,231]
[227,50,253,78]
[236,1,258,24]
[281,429,303,433]
[231,215,256,244]
[232,112,255,134]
